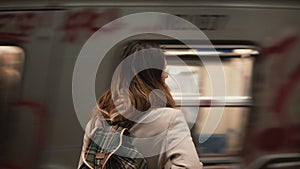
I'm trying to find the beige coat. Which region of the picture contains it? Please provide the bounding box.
[78,108,203,169]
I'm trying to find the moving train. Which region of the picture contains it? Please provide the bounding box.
[0,1,299,169]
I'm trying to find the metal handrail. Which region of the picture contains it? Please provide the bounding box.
[247,153,300,169]
[174,96,253,107]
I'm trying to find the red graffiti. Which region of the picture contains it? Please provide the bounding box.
[0,101,49,169]
[253,125,299,152]
[259,36,299,118]
[0,33,26,43]
[261,36,298,57]
[263,36,298,87]
[271,63,300,115]
[16,13,36,34]
[266,36,299,122]
[0,13,40,43]
[250,36,300,154]
[0,14,15,28]
[62,8,122,43]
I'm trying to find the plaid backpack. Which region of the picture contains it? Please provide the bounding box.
[79,125,148,169]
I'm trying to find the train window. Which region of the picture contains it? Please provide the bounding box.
[164,44,259,160]
[0,45,25,166]
[165,46,258,97]
[0,45,25,104]
[193,107,249,155]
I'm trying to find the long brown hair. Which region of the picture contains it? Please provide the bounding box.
[95,41,176,128]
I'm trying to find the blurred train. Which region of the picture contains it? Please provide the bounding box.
[0,0,300,169]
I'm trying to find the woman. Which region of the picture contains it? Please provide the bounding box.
[78,41,203,169]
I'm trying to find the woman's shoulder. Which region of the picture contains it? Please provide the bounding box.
[84,116,106,136]
[129,107,191,151]
[142,107,184,122]
[152,107,182,115]
[130,108,186,133]
[153,107,185,120]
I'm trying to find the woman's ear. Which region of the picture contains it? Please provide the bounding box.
[161,71,169,82]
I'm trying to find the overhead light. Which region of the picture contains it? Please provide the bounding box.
[164,49,219,56]
[164,48,259,57]
[0,46,23,54]
[233,49,259,55]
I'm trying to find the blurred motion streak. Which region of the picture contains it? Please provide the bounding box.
[243,33,300,167]
[62,8,122,43]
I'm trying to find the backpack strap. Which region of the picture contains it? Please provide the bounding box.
[101,127,127,168]
[81,126,126,169]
